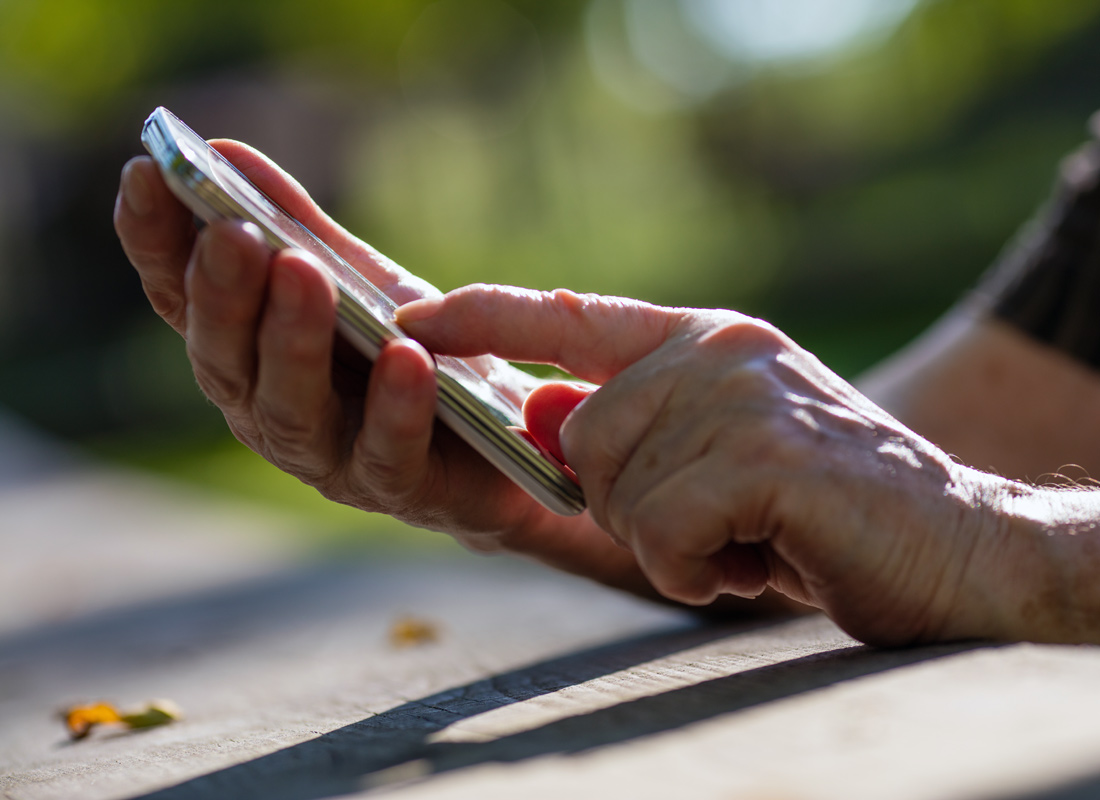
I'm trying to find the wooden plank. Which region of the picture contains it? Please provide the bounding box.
[3,455,1100,800]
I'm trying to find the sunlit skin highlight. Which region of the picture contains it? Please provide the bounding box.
[117,141,1100,647]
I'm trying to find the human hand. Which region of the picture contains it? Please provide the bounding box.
[114,142,746,606]
[112,142,559,532]
[398,285,1049,646]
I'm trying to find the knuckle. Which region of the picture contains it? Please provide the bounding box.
[140,277,186,330]
[454,281,519,311]
[654,570,713,606]
[189,358,252,411]
[723,364,787,404]
[548,287,592,317]
[281,459,332,489]
[548,287,605,333]
[547,287,601,347]
[311,472,365,509]
[632,524,712,605]
[701,316,786,358]
[349,447,426,511]
[632,536,716,605]
[252,401,317,454]
[258,430,334,489]
[225,418,262,451]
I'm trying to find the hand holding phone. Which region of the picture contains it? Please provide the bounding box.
[140,107,584,515]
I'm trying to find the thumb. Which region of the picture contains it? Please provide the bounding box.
[522,382,592,464]
[395,284,686,384]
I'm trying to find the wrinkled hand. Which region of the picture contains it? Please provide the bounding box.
[398,285,1038,646]
[112,143,565,536]
[114,142,775,607]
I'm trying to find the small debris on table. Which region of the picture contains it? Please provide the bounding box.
[62,699,183,740]
[388,616,440,648]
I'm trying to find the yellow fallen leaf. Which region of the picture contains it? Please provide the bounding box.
[65,702,122,740]
[62,699,182,740]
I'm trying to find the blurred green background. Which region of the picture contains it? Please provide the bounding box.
[0,0,1098,542]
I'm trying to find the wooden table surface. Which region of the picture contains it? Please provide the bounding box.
[2,419,1100,800]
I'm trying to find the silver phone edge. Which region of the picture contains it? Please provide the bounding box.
[141,107,585,516]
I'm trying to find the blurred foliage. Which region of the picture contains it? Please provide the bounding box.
[0,0,585,130]
[0,0,1098,515]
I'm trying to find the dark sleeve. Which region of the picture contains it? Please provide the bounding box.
[976,115,1100,367]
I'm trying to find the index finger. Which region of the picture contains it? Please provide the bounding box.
[396,283,692,384]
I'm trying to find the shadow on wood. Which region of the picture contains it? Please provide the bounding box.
[127,628,992,800]
[998,771,1100,800]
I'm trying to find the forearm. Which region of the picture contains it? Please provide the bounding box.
[973,476,1100,644]
[858,311,1100,481]
[860,118,1100,481]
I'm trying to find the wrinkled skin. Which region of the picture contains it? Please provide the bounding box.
[114,141,796,610]
[116,142,1087,646]
[398,286,1043,646]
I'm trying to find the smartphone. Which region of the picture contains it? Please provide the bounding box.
[141,107,584,516]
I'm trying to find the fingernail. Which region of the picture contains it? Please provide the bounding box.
[201,233,242,290]
[123,163,152,217]
[384,346,423,397]
[271,263,303,323]
[395,297,443,325]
